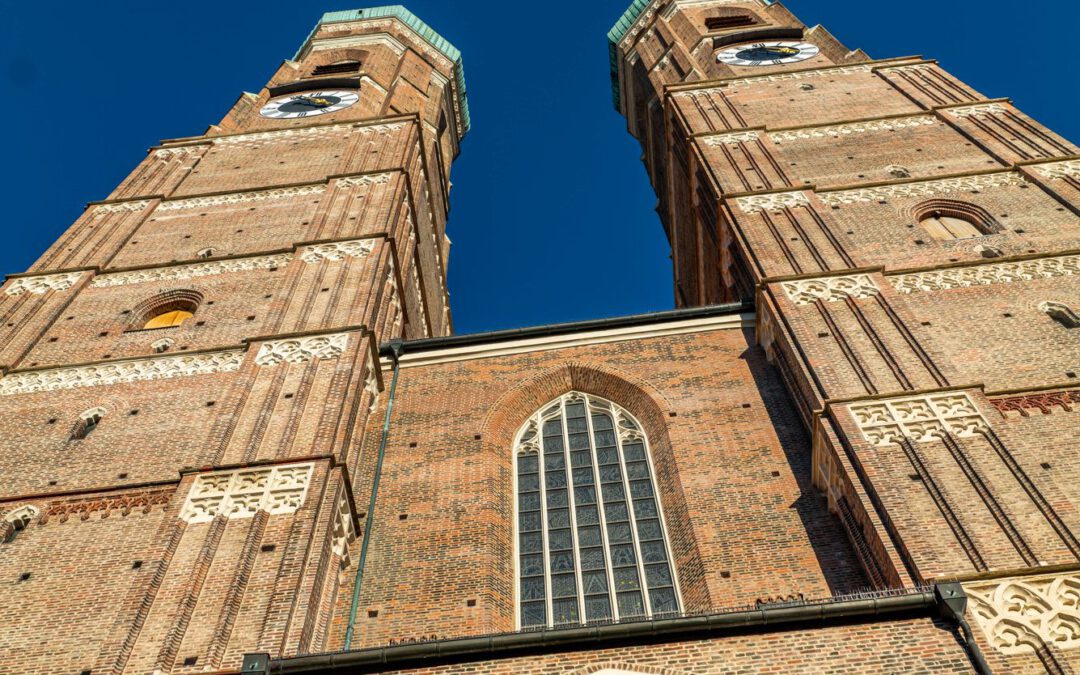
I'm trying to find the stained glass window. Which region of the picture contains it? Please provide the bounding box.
[514,393,680,629]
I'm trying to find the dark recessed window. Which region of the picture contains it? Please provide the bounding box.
[706,15,755,30]
[313,61,360,76]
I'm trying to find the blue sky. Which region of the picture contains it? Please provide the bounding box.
[0,0,1076,334]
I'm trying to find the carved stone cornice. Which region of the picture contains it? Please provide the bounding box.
[38,488,173,525]
[735,191,810,213]
[1032,159,1080,180]
[889,254,1080,294]
[156,185,326,211]
[336,173,394,188]
[254,332,351,366]
[944,103,1009,118]
[179,463,314,524]
[848,392,989,447]
[967,572,1080,655]
[675,65,873,94]
[702,131,760,146]
[0,350,244,396]
[781,274,880,306]
[819,172,1026,206]
[300,239,375,263]
[4,272,84,296]
[154,146,205,159]
[990,389,1079,417]
[92,200,151,214]
[90,254,293,287]
[770,116,937,143]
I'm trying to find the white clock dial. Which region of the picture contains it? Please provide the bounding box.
[716,41,820,67]
[259,90,359,119]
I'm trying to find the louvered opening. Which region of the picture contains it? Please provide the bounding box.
[313,61,360,76]
[705,15,756,30]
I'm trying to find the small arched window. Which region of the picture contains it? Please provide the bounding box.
[133,289,203,330]
[71,407,106,441]
[515,393,680,629]
[914,200,999,241]
[2,505,38,543]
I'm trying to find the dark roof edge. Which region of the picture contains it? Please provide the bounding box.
[252,584,983,674]
[379,301,753,357]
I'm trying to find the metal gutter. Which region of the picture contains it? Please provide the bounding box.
[344,339,404,650]
[244,583,990,674]
[378,302,752,357]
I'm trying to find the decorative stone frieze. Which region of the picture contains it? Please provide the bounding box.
[991,390,1079,418]
[848,392,989,447]
[675,66,872,95]
[4,272,83,296]
[154,146,205,160]
[1032,159,1080,180]
[93,200,150,214]
[213,124,353,146]
[770,116,936,143]
[819,172,1027,206]
[336,173,393,188]
[179,463,314,524]
[945,103,1009,118]
[781,274,880,306]
[966,573,1080,655]
[889,254,1080,294]
[90,254,292,287]
[300,239,375,263]
[364,365,380,414]
[702,131,760,146]
[156,185,326,211]
[0,350,244,396]
[254,333,350,366]
[39,489,172,525]
[735,191,810,213]
[331,486,358,578]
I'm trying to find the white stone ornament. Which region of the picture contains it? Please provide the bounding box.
[259,90,360,120]
[735,191,810,213]
[300,239,375,263]
[254,333,350,366]
[820,172,1026,206]
[1033,159,1080,181]
[4,272,83,296]
[781,275,880,305]
[890,254,1080,294]
[716,41,820,68]
[180,463,315,524]
[90,254,292,287]
[966,573,1080,655]
[703,131,760,146]
[945,103,1009,118]
[336,173,393,188]
[93,200,150,214]
[770,116,936,143]
[0,350,244,396]
[848,392,989,447]
[157,185,326,211]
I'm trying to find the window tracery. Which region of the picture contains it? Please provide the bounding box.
[514,393,680,629]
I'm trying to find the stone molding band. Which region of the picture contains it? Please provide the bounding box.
[4,272,84,296]
[890,254,1080,294]
[781,274,880,306]
[966,572,1080,655]
[0,331,356,395]
[819,172,1027,206]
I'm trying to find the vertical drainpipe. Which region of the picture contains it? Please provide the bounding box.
[936,583,994,675]
[344,339,404,650]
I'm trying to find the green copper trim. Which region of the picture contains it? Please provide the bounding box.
[296,6,471,134]
[606,0,652,109]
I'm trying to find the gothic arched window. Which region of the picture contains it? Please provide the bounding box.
[913,199,999,241]
[514,393,680,629]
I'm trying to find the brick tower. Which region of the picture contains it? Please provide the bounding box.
[0,7,464,673]
[3,2,1080,674]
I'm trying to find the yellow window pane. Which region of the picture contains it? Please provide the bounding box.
[144,310,193,329]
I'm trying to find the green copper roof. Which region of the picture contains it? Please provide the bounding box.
[607,0,653,109]
[296,6,471,134]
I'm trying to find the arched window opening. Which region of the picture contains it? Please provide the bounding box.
[133,289,203,331]
[515,393,680,629]
[2,505,38,543]
[313,60,361,77]
[1040,301,1080,328]
[71,407,106,441]
[914,200,999,241]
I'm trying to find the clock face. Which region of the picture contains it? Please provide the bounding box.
[716,41,820,67]
[259,90,359,119]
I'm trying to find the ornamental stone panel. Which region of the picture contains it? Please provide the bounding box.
[889,254,1080,294]
[179,463,314,523]
[967,573,1080,655]
[4,272,83,296]
[781,275,880,305]
[848,392,989,447]
[254,333,350,366]
[819,172,1027,206]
